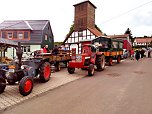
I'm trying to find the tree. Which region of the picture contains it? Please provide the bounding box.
[66,23,103,37]
[125,28,132,35]
[66,24,74,38]
[125,28,134,45]
[54,42,63,46]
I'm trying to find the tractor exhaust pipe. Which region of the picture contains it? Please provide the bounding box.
[16,42,23,69]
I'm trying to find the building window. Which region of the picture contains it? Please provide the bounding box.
[7,32,13,39]
[24,31,29,39]
[18,32,23,39]
[23,46,30,53]
[78,31,83,37]
[45,35,48,40]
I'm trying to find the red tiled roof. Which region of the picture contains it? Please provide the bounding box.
[107,34,129,39]
[135,38,152,43]
[63,28,102,43]
[87,27,102,37]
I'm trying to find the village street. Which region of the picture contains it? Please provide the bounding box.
[1,58,152,114]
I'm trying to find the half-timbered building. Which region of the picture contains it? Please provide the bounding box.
[64,0,103,54]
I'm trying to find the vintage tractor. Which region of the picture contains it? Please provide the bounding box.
[67,44,105,76]
[0,42,51,96]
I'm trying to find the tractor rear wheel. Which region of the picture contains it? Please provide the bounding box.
[117,56,121,63]
[68,67,75,74]
[97,55,105,71]
[88,64,95,76]
[0,78,6,94]
[19,76,33,96]
[39,62,51,82]
[108,57,113,66]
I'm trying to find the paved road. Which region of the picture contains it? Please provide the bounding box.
[2,58,152,114]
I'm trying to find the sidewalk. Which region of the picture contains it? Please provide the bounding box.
[0,68,86,112]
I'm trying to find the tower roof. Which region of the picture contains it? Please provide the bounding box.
[73,0,96,8]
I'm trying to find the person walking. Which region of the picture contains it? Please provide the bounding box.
[135,50,140,61]
[130,49,134,60]
[140,49,145,58]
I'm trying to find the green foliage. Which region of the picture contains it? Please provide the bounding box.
[42,40,54,50]
[54,42,63,46]
[66,24,74,37]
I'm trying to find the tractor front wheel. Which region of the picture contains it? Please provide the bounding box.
[19,76,33,96]
[40,62,51,82]
[0,78,6,94]
[88,64,95,76]
[68,67,75,74]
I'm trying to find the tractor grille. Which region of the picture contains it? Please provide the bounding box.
[76,55,82,62]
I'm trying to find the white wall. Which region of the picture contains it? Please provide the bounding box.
[5,47,16,59]
[23,45,41,58]
[5,45,41,59]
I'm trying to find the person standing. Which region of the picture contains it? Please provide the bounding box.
[40,45,49,53]
[45,45,49,53]
[52,45,59,55]
[135,50,140,61]
[148,49,151,58]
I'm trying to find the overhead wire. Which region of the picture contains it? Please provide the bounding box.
[101,1,152,24]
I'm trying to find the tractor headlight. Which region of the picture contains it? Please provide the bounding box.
[21,65,24,69]
[85,57,90,59]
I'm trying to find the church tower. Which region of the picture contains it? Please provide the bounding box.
[64,0,102,53]
[74,0,96,31]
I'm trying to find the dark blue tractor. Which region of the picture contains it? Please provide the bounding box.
[0,42,51,96]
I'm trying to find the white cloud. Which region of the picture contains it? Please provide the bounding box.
[0,0,152,41]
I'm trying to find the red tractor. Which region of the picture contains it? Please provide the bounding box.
[67,44,105,76]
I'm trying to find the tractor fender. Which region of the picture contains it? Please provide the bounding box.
[27,67,35,77]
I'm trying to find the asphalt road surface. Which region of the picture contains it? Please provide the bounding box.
[2,58,152,114]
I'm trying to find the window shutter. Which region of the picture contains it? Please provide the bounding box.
[13,32,17,38]
[2,32,6,38]
[24,32,28,39]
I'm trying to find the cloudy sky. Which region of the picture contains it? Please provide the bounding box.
[0,0,152,41]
